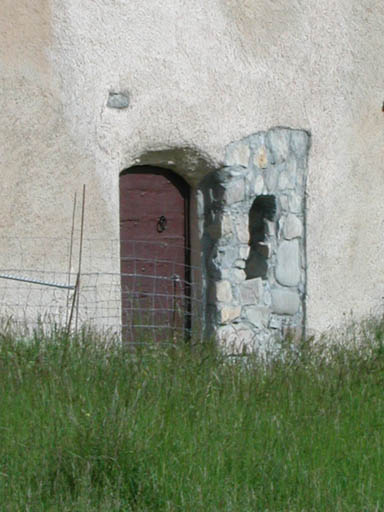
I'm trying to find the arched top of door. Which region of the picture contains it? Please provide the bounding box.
[120,166,189,198]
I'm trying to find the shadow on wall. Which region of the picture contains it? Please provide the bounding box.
[130,146,218,186]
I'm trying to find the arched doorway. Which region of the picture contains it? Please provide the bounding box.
[119,166,190,343]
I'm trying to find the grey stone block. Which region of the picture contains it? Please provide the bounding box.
[290,130,310,157]
[239,245,250,259]
[206,213,233,240]
[263,285,272,307]
[235,217,249,243]
[221,166,246,181]
[235,259,246,269]
[282,214,303,240]
[196,189,204,216]
[289,194,302,213]
[266,128,290,164]
[223,180,245,204]
[275,240,300,286]
[271,288,300,315]
[212,280,233,303]
[211,244,239,270]
[216,324,237,351]
[280,194,290,211]
[265,166,278,191]
[285,156,298,177]
[219,305,241,324]
[278,171,295,190]
[245,306,268,327]
[254,174,264,194]
[269,315,282,329]
[265,220,276,237]
[239,277,263,305]
[253,145,268,169]
[225,141,250,167]
[231,269,246,283]
[217,324,255,354]
[107,91,130,109]
[233,327,257,351]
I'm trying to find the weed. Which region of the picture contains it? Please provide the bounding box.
[1,318,384,510]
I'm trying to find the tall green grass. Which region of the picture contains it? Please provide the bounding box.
[1,319,384,511]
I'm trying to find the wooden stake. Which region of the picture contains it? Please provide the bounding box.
[75,185,86,332]
[65,192,77,326]
[66,185,86,334]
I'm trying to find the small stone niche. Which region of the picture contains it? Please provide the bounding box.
[245,195,276,280]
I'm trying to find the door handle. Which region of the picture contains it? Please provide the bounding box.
[157,215,167,233]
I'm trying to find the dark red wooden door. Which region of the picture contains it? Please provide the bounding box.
[120,167,190,343]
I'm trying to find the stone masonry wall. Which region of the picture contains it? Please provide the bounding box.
[198,127,311,353]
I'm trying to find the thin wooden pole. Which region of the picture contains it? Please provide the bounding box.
[65,192,77,325]
[67,273,79,334]
[75,185,86,332]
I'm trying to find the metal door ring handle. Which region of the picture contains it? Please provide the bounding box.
[157,215,167,233]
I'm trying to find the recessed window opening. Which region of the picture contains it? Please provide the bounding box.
[245,195,276,280]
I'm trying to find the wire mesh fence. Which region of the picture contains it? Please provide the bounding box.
[0,237,205,344]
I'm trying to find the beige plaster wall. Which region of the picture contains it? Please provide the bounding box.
[1,0,384,333]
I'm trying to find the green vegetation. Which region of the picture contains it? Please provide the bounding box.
[1,320,384,511]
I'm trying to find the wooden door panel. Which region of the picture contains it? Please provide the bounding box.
[120,167,189,343]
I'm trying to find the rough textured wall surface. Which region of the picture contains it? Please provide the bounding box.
[1,0,384,334]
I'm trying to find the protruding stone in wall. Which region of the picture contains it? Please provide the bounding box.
[210,244,239,274]
[206,213,233,240]
[233,325,257,351]
[216,323,254,355]
[289,194,302,213]
[254,146,268,169]
[223,180,245,204]
[107,91,130,109]
[239,277,263,305]
[265,220,276,237]
[290,130,310,157]
[266,128,291,164]
[216,324,237,351]
[271,288,300,315]
[225,140,251,167]
[219,305,241,324]
[281,214,303,240]
[244,306,268,327]
[278,171,295,190]
[232,269,246,283]
[280,195,289,211]
[239,246,250,259]
[254,175,264,194]
[235,217,249,244]
[235,259,246,269]
[265,166,279,191]
[275,240,301,287]
[212,280,233,303]
[285,157,298,179]
[269,315,282,330]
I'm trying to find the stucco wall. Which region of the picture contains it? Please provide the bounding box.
[1,0,384,334]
